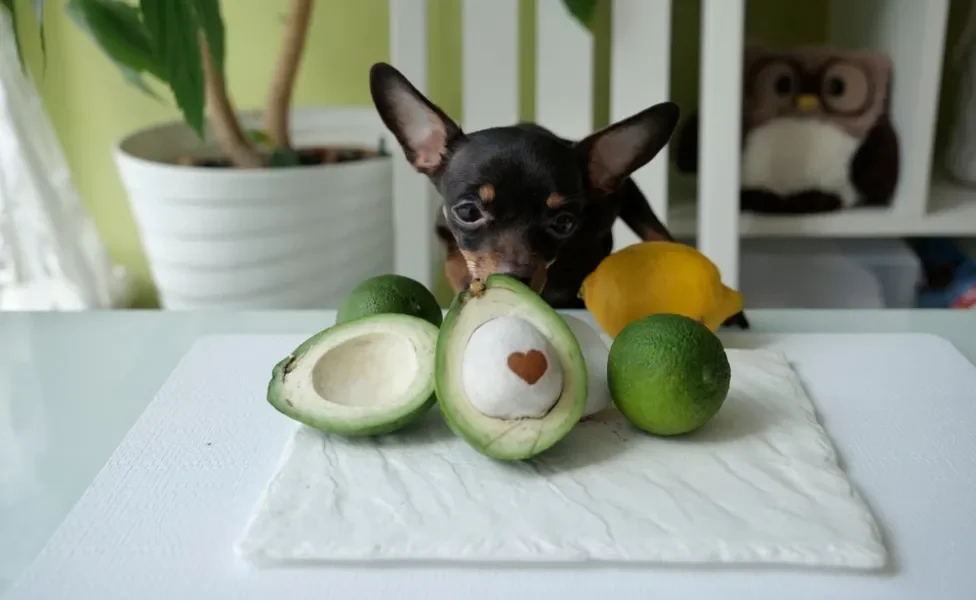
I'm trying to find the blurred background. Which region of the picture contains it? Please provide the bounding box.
[2,0,976,312]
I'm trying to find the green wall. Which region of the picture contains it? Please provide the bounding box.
[13,0,958,307]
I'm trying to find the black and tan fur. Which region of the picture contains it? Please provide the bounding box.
[369,62,747,328]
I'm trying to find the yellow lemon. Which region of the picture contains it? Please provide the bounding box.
[580,241,744,338]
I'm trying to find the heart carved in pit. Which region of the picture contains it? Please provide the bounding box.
[507,349,548,385]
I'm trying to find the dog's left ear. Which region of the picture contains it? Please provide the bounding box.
[369,62,464,175]
[575,101,680,194]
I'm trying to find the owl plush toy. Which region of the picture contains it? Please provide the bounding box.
[675,44,900,214]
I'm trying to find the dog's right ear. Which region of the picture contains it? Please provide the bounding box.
[369,62,463,175]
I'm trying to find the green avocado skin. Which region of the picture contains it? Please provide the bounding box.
[336,274,443,327]
[607,313,731,436]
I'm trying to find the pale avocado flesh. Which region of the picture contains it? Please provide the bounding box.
[435,275,588,460]
[267,313,438,436]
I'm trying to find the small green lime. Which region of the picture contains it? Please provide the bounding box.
[336,274,442,327]
[607,313,730,436]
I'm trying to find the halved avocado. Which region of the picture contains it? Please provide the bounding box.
[267,313,438,436]
[435,275,588,460]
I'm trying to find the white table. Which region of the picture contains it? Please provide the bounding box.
[1,309,974,598]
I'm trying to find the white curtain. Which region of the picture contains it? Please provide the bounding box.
[0,9,129,310]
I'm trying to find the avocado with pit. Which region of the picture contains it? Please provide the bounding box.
[267,313,438,436]
[435,275,588,460]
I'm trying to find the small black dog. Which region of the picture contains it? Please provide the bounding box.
[369,62,747,327]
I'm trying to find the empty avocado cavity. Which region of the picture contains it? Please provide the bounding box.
[267,313,438,436]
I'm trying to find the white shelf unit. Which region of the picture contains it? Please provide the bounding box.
[387,0,969,292]
[667,173,976,238]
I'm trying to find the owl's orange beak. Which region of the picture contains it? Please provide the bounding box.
[796,94,819,112]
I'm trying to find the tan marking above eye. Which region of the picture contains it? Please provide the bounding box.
[478,184,495,202]
[546,193,565,209]
[507,349,548,385]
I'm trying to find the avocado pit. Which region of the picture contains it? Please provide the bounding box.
[461,315,564,420]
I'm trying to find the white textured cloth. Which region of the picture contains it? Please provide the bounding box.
[237,347,886,569]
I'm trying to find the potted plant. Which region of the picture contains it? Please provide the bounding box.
[8,0,395,309]
[7,0,598,309]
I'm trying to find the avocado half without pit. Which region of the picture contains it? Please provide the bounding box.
[436,275,588,460]
[267,313,439,436]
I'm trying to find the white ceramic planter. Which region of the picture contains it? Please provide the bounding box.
[113,107,394,309]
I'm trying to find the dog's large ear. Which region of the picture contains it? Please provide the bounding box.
[575,101,679,194]
[369,62,463,175]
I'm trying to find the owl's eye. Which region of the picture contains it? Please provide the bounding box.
[751,59,798,105]
[774,74,793,96]
[827,77,845,97]
[820,61,870,115]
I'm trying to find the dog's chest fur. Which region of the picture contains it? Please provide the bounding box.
[543,223,615,308]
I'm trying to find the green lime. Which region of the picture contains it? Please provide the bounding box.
[607,313,730,436]
[336,274,442,327]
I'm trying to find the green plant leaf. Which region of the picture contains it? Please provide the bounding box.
[141,0,206,137]
[247,128,274,148]
[269,148,302,167]
[562,0,597,31]
[193,0,225,80]
[65,0,164,99]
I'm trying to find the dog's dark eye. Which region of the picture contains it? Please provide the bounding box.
[452,202,484,225]
[548,213,578,238]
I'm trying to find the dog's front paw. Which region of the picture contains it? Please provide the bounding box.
[722,311,750,330]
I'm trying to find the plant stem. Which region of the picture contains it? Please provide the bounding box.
[265,0,314,149]
[199,33,264,168]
